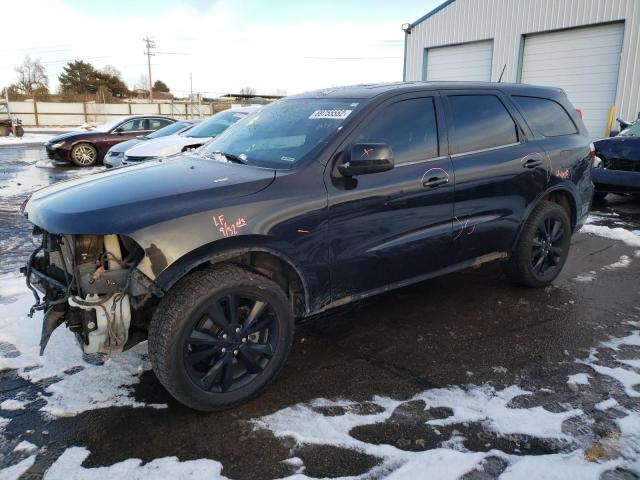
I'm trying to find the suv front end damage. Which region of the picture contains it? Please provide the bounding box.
[21,229,161,356]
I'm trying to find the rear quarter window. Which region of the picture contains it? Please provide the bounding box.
[512,95,578,137]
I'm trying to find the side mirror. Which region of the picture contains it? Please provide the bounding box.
[609,130,619,137]
[338,143,394,177]
[113,127,123,135]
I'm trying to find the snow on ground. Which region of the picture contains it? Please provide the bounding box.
[567,373,591,386]
[0,134,54,146]
[43,447,227,480]
[252,326,640,478]
[604,255,632,269]
[0,455,36,480]
[582,215,640,248]
[0,274,165,418]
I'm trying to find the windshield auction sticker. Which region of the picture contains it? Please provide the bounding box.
[309,109,353,120]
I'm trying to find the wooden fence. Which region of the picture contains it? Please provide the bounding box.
[8,101,234,126]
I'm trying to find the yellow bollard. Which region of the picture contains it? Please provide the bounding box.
[605,106,615,137]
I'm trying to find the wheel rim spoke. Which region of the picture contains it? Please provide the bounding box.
[220,357,234,392]
[226,294,238,325]
[237,349,264,373]
[243,342,274,359]
[189,330,223,346]
[188,345,222,364]
[244,300,266,330]
[245,316,273,336]
[201,356,227,390]
[205,302,230,333]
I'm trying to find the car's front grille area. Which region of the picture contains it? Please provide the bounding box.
[124,155,148,162]
[605,158,640,172]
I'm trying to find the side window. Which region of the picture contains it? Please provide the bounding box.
[356,97,439,164]
[448,95,519,155]
[512,96,578,137]
[119,118,146,132]
[148,118,172,130]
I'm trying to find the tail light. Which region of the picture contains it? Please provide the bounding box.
[576,109,583,119]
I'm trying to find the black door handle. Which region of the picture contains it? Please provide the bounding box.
[522,157,543,169]
[422,176,449,188]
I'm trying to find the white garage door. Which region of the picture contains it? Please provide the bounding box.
[424,40,493,82]
[521,23,624,138]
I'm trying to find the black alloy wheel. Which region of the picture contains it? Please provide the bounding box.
[184,292,278,394]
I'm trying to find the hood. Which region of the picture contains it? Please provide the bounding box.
[109,137,144,154]
[46,130,91,144]
[24,155,275,234]
[125,135,210,158]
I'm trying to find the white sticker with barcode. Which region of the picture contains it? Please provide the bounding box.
[309,109,353,120]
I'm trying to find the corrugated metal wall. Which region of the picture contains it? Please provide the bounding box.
[405,0,640,123]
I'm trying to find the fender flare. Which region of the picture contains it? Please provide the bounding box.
[508,184,579,254]
[153,236,312,314]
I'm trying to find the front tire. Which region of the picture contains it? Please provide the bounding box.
[13,125,24,138]
[148,264,294,411]
[0,126,9,137]
[503,201,572,288]
[70,142,98,167]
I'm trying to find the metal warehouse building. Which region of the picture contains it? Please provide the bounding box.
[403,0,640,138]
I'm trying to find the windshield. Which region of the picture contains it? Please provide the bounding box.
[620,121,640,137]
[146,121,192,139]
[186,110,249,138]
[200,99,360,169]
[92,117,127,132]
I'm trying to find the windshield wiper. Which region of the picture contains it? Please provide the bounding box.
[205,150,247,164]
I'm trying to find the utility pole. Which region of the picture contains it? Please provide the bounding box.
[143,37,156,101]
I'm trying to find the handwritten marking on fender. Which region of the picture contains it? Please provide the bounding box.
[555,168,570,179]
[212,214,248,237]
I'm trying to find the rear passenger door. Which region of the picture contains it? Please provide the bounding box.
[442,91,547,263]
[327,93,454,298]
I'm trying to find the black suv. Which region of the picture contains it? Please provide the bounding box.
[21,82,594,410]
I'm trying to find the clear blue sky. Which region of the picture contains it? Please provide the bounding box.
[3,0,442,95]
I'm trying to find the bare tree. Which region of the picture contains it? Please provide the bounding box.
[13,55,49,96]
[239,86,256,97]
[101,65,122,79]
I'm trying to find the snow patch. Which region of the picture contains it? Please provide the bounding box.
[0,455,36,480]
[594,398,619,411]
[581,224,640,248]
[43,446,227,480]
[604,255,631,270]
[573,271,597,283]
[567,373,590,386]
[13,440,38,454]
[0,399,26,411]
[0,133,54,146]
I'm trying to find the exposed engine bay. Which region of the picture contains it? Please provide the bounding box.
[21,228,161,356]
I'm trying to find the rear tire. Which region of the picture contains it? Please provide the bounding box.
[503,201,572,288]
[13,126,24,138]
[148,264,294,411]
[70,142,98,167]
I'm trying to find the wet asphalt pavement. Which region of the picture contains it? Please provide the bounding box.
[1,145,640,479]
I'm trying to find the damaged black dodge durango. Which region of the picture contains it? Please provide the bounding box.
[21,82,595,410]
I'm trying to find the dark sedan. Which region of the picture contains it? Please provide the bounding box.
[44,115,175,167]
[593,119,640,199]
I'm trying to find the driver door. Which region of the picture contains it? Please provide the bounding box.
[326,93,454,300]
